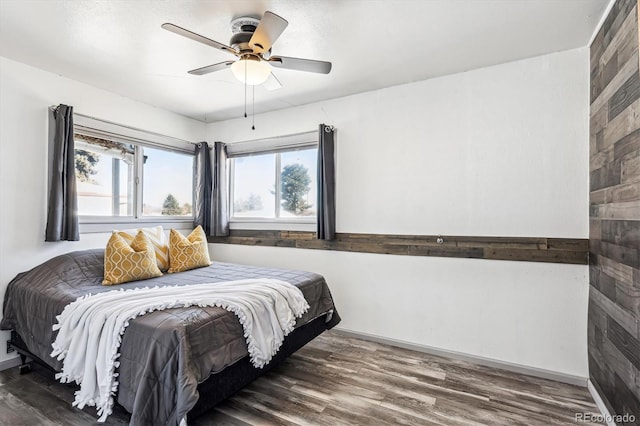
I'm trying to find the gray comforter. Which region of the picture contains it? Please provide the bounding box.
[0,249,340,425]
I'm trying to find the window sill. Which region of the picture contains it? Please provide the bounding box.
[79,216,194,234]
[229,219,316,232]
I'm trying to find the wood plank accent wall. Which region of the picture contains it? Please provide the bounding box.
[210,231,588,264]
[589,0,640,420]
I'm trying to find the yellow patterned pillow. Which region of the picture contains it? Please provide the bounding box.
[168,226,212,273]
[115,226,169,271]
[103,230,163,285]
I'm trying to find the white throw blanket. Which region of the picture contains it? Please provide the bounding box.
[50,279,309,422]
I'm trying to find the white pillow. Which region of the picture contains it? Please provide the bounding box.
[113,226,169,272]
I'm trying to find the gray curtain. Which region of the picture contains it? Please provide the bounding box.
[193,142,212,234]
[317,124,336,240]
[194,141,229,236]
[45,104,79,241]
[212,142,229,236]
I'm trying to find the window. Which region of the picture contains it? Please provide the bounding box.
[141,147,193,217]
[75,135,134,216]
[228,131,317,228]
[75,135,194,219]
[232,153,277,218]
[70,114,196,232]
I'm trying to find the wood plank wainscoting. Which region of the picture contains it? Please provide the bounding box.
[210,231,588,265]
[589,0,640,421]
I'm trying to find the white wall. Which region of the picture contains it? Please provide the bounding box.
[0,48,590,377]
[211,245,589,378]
[208,48,591,377]
[0,57,206,363]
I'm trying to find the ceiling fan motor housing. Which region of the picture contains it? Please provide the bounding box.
[230,17,264,54]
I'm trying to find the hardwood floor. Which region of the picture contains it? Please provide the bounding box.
[0,330,603,425]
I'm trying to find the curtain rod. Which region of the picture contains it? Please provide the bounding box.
[48,105,197,146]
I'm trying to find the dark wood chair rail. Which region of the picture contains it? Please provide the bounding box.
[209,231,589,264]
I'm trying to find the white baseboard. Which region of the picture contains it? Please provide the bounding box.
[0,355,20,372]
[587,380,617,426]
[332,327,588,387]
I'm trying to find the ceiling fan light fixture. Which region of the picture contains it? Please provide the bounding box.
[231,57,271,85]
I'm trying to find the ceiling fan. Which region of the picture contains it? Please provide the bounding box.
[162,11,332,90]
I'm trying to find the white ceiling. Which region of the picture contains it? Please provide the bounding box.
[0,0,608,123]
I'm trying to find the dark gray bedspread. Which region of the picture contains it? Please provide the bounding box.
[0,249,340,425]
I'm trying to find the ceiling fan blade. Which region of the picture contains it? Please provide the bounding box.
[268,56,331,74]
[263,72,282,91]
[249,11,288,54]
[162,23,238,56]
[188,61,235,76]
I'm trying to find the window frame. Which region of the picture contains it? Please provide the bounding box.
[70,114,196,233]
[227,131,318,232]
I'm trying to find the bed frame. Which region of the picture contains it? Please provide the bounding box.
[8,313,330,421]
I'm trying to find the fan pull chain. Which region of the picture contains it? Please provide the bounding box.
[252,85,255,130]
[243,61,247,118]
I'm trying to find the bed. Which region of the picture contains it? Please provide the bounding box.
[0,249,340,425]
